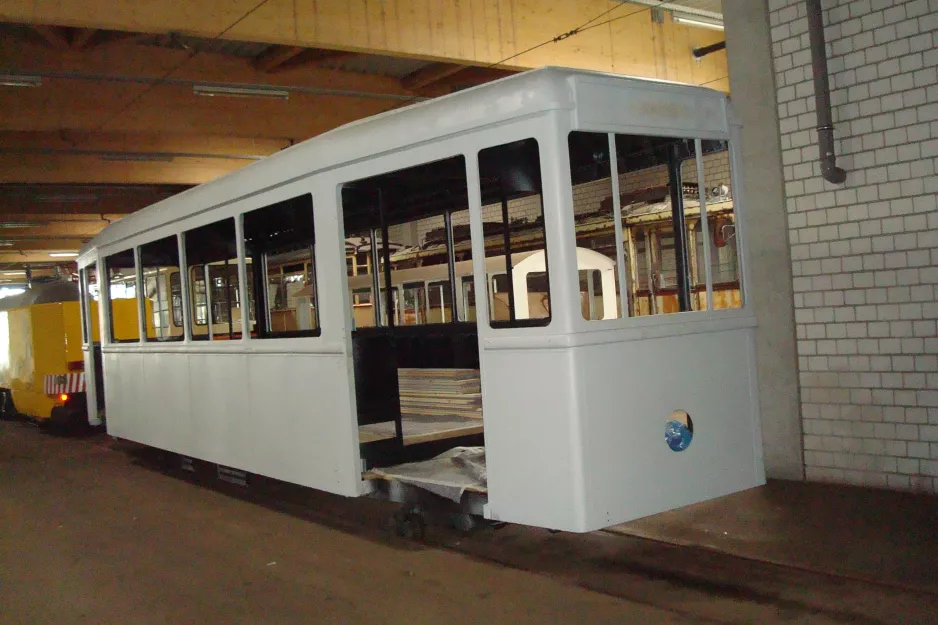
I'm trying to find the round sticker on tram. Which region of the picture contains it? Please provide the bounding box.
[665,410,693,452]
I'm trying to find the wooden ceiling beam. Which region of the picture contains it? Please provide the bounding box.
[0,130,290,159]
[0,37,416,99]
[401,63,467,91]
[1,0,729,86]
[31,25,72,50]
[0,153,248,185]
[0,78,395,138]
[70,28,99,50]
[0,185,187,215]
[253,45,305,73]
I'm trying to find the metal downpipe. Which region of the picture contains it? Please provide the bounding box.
[806,0,847,184]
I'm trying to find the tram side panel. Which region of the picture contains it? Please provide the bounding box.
[141,351,191,455]
[481,346,586,532]
[573,326,765,530]
[247,352,360,496]
[104,348,360,497]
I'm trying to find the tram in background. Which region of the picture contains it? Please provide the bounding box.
[77,68,764,532]
[0,280,139,428]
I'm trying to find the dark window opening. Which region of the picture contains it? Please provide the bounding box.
[184,218,241,340]
[341,155,470,330]
[243,194,320,339]
[478,138,550,327]
[139,235,184,342]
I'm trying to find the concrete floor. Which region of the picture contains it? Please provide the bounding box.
[1,421,935,625]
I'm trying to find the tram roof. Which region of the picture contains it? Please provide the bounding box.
[81,67,728,258]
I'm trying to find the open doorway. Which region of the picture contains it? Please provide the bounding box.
[342,155,482,469]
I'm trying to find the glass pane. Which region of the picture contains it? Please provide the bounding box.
[568,131,623,321]
[170,272,182,327]
[450,208,474,322]
[478,138,549,326]
[105,249,139,342]
[680,153,705,311]
[189,265,208,337]
[139,235,183,341]
[243,194,320,338]
[460,276,476,322]
[184,218,239,340]
[79,268,89,343]
[427,280,452,323]
[490,274,510,322]
[616,134,697,317]
[400,281,426,325]
[346,232,377,329]
[701,144,742,309]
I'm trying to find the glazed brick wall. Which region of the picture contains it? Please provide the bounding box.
[769,0,938,491]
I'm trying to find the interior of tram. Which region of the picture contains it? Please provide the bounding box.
[342,140,552,472]
[341,133,740,481]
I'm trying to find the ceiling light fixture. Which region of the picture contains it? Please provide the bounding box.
[0,74,42,87]
[99,153,175,162]
[672,13,724,31]
[2,271,25,276]
[49,252,79,258]
[193,84,290,100]
[0,221,43,229]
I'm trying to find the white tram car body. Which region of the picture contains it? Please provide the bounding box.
[78,68,764,532]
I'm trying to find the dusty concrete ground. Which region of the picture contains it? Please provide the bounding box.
[1,421,935,625]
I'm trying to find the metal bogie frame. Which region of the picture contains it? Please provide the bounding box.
[77,68,765,533]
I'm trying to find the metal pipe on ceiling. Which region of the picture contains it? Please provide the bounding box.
[806,0,847,184]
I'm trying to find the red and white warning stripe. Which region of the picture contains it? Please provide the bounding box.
[44,372,86,395]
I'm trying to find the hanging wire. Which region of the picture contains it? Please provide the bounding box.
[94,0,275,131]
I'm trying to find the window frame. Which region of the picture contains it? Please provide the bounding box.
[242,193,322,340]
[183,217,240,342]
[339,154,472,331]
[477,138,552,329]
[103,248,140,344]
[565,130,746,324]
[138,235,185,343]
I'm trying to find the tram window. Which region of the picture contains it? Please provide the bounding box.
[243,194,320,338]
[460,276,476,322]
[450,208,474,322]
[615,134,699,317]
[170,272,182,327]
[139,235,183,342]
[79,264,99,343]
[184,218,241,340]
[104,249,140,343]
[189,266,208,334]
[699,144,742,310]
[478,139,550,327]
[346,232,377,328]
[490,274,510,322]
[341,155,469,329]
[400,281,427,325]
[427,280,452,323]
[567,131,624,321]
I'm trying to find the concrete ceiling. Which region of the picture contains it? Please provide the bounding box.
[0,0,727,281]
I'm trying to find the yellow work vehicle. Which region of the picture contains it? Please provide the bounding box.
[0,281,142,428]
